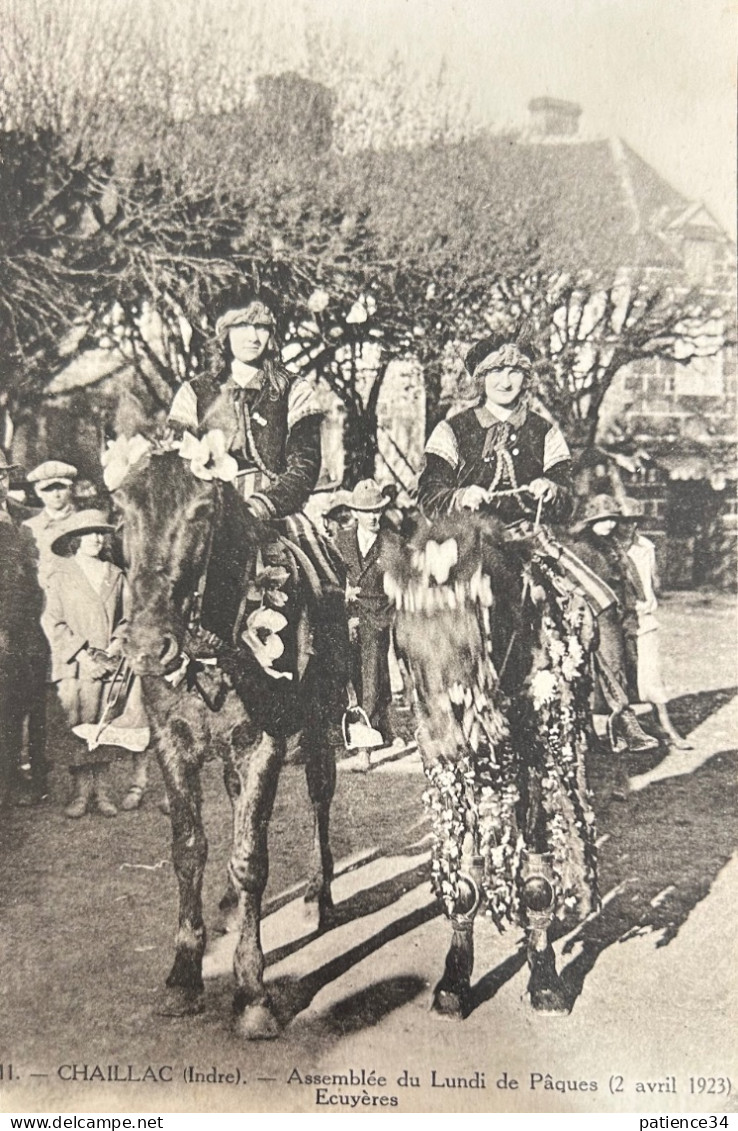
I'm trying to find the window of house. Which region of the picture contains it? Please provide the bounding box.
[673,352,724,397]
[683,238,716,286]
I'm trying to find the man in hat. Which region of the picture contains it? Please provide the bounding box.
[0,451,35,527]
[333,479,405,770]
[23,460,78,585]
[571,494,659,762]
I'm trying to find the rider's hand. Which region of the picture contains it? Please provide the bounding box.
[457,485,489,511]
[528,477,558,505]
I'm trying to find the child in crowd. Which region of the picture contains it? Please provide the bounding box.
[620,501,692,749]
[42,510,149,818]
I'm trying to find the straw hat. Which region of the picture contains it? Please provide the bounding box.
[346,479,389,512]
[572,493,623,533]
[51,509,115,555]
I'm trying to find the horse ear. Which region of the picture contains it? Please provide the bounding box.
[114,391,162,440]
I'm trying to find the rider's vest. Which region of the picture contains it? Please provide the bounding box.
[187,373,290,476]
[443,406,552,493]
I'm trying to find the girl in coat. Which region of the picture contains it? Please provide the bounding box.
[43,510,146,818]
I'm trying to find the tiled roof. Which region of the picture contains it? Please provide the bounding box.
[472,132,696,269]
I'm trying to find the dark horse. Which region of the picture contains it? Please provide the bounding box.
[113,443,348,1039]
[0,522,48,807]
[384,512,599,1016]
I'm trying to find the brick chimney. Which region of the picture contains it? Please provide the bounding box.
[528,97,582,137]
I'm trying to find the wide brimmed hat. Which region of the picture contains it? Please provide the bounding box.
[0,450,20,475]
[51,509,115,555]
[572,493,624,533]
[347,479,389,512]
[28,460,78,489]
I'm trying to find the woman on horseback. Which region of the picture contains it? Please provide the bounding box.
[167,296,346,690]
[418,333,573,525]
[168,299,322,520]
[418,332,656,760]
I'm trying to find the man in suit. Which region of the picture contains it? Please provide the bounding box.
[334,479,402,771]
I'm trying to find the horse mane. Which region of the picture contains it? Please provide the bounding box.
[120,449,260,646]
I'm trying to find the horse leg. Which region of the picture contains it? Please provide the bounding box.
[158,748,208,1017]
[521,850,569,1014]
[217,759,241,918]
[432,862,482,1019]
[229,731,284,1040]
[302,707,335,929]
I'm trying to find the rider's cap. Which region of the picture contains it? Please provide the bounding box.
[465,335,535,377]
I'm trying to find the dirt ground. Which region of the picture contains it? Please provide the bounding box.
[0,590,736,1114]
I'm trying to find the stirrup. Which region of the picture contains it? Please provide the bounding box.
[121,784,145,811]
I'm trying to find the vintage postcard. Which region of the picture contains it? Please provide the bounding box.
[0,0,735,1118]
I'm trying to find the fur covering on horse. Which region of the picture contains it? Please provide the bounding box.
[384,512,599,930]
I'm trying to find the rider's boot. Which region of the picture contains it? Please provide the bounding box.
[521,851,569,1014]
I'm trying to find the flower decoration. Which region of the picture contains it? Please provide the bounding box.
[416,552,598,929]
[179,430,238,483]
[241,606,292,681]
[530,668,558,709]
[102,433,152,492]
[307,288,330,314]
[346,301,368,325]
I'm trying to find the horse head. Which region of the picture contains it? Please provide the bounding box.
[384,512,531,713]
[109,432,255,677]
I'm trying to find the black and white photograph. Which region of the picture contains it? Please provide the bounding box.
[0,0,735,1118]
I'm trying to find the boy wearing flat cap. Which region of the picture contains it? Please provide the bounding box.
[24,460,78,585]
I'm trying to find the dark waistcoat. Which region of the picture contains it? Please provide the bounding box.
[191,373,289,474]
[445,406,551,491]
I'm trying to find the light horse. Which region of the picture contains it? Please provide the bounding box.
[109,436,349,1039]
[384,512,599,1016]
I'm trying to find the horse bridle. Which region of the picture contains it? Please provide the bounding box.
[161,480,228,710]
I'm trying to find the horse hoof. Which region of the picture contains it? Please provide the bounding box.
[156,987,205,1017]
[528,985,570,1015]
[431,987,468,1019]
[303,895,333,932]
[235,1001,282,1041]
